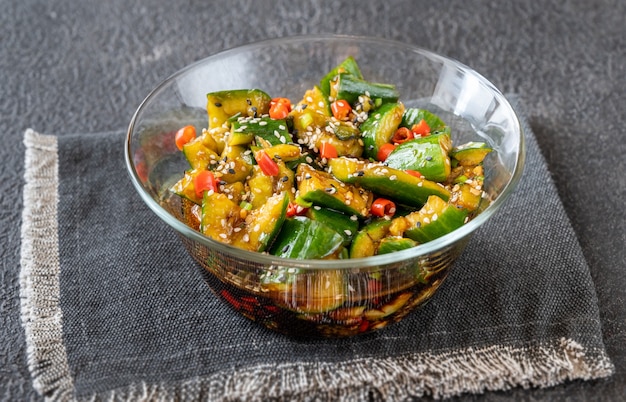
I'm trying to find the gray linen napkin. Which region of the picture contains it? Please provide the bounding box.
[20,96,613,401]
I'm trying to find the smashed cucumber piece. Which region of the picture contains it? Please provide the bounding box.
[349,219,393,258]
[384,133,452,182]
[377,237,418,255]
[402,195,468,243]
[306,206,359,247]
[270,216,344,259]
[333,73,400,106]
[400,108,450,135]
[360,102,405,160]
[319,56,363,99]
[201,190,288,252]
[260,267,345,314]
[207,89,271,129]
[328,157,450,208]
[296,163,372,218]
[450,142,493,166]
[229,116,292,146]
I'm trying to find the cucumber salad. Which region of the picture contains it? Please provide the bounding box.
[170,57,492,260]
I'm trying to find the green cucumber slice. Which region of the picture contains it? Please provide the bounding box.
[319,56,363,99]
[306,207,359,247]
[400,108,450,135]
[349,219,393,258]
[233,192,289,252]
[270,216,344,259]
[404,195,468,243]
[384,133,452,182]
[377,237,418,255]
[335,74,399,105]
[450,142,493,166]
[328,157,450,208]
[230,116,292,146]
[207,89,271,129]
[297,163,372,217]
[361,102,405,160]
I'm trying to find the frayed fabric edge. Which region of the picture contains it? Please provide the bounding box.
[18,129,614,402]
[20,129,75,402]
[87,337,613,401]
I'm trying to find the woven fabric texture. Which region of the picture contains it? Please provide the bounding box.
[19,97,613,401]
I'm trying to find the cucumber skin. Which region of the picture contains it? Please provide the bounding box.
[360,102,405,160]
[270,216,344,259]
[405,204,468,243]
[328,158,450,208]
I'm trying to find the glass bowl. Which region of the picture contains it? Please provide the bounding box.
[125,35,525,338]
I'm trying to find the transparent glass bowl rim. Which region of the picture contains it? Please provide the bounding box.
[125,34,526,270]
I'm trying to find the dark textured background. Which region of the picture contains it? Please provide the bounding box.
[2,0,625,400]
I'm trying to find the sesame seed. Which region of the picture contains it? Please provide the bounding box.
[243,233,250,242]
[253,224,261,232]
[389,175,397,181]
[219,233,227,239]
[432,214,438,221]
[344,230,352,236]
[259,121,267,126]
[350,215,358,221]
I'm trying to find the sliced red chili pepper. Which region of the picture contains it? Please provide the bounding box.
[410,119,431,137]
[330,99,352,120]
[406,169,423,178]
[358,319,370,333]
[255,150,280,176]
[371,198,396,217]
[174,125,196,151]
[193,170,218,198]
[376,143,396,162]
[391,127,414,144]
[319,142,338,159]
[220,289,241,310]
[269,97,291,120]
[286,202,308,217]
